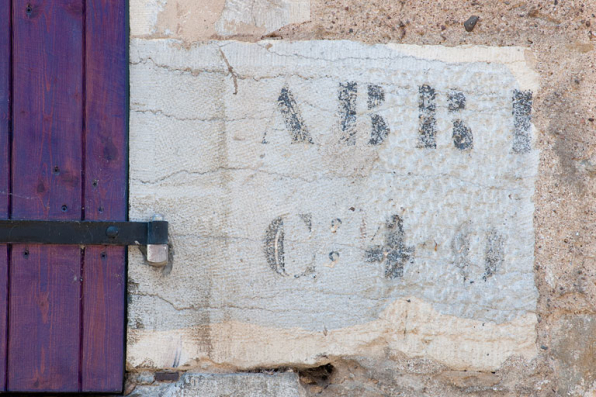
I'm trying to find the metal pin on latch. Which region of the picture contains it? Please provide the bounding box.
[146,214,169,266]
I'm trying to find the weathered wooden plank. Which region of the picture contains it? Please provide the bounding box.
[9,0,84,392]
[9,246,81,391]
[82,1,127,391]
[0,0,10,391]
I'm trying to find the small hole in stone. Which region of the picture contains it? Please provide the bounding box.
[53,166,60,175]
[101,252,107,259]
[26,4,32,15]
[298,364,334,389]
[98,207,104,213]
[61,204,68,212]
[23,249,29,258]
[92,179,98,187]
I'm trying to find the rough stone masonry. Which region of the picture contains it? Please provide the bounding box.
[127,0,596,396]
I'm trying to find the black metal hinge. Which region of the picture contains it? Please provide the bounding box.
[0,219,169,264]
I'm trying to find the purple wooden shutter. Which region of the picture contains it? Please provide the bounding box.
[0,0,127,392]
[0,1,10,391]
[82,0,127,391]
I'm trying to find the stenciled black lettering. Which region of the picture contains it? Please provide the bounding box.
[264,217,286,276]
[512,89,533,153]
[483,229,504,281]
[452,222,472,282]
[365,214,414,279]
[276,87,314,144]
[448,90,466,112]
[264,215,317,278]
[452,120,473,150]
[418,84,437,148]
[368,84,390,145]
[448,90,473,150]
[338,82,358,145]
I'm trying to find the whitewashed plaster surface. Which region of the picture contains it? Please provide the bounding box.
[132,373,306,397]
[127,39,539,372]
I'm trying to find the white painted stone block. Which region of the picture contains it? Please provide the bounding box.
[131,373,306,397]
[128,39,539,372]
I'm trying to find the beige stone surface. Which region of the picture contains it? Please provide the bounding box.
[128,297,537,372]
[131,0,310,41]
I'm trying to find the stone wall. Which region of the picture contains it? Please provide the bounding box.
[125,1,596,396]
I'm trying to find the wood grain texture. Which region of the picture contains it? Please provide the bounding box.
[9,0,84,392]
[82,1,127,391]
[82,246,125,392]
[9,246,81,391]
[0,0,10,391]
[0,1,10,217]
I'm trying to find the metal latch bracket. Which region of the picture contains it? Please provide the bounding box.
[0,219,169,265]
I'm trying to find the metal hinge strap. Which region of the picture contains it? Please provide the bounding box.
[0,220,168,246]
[0,219,169,265]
